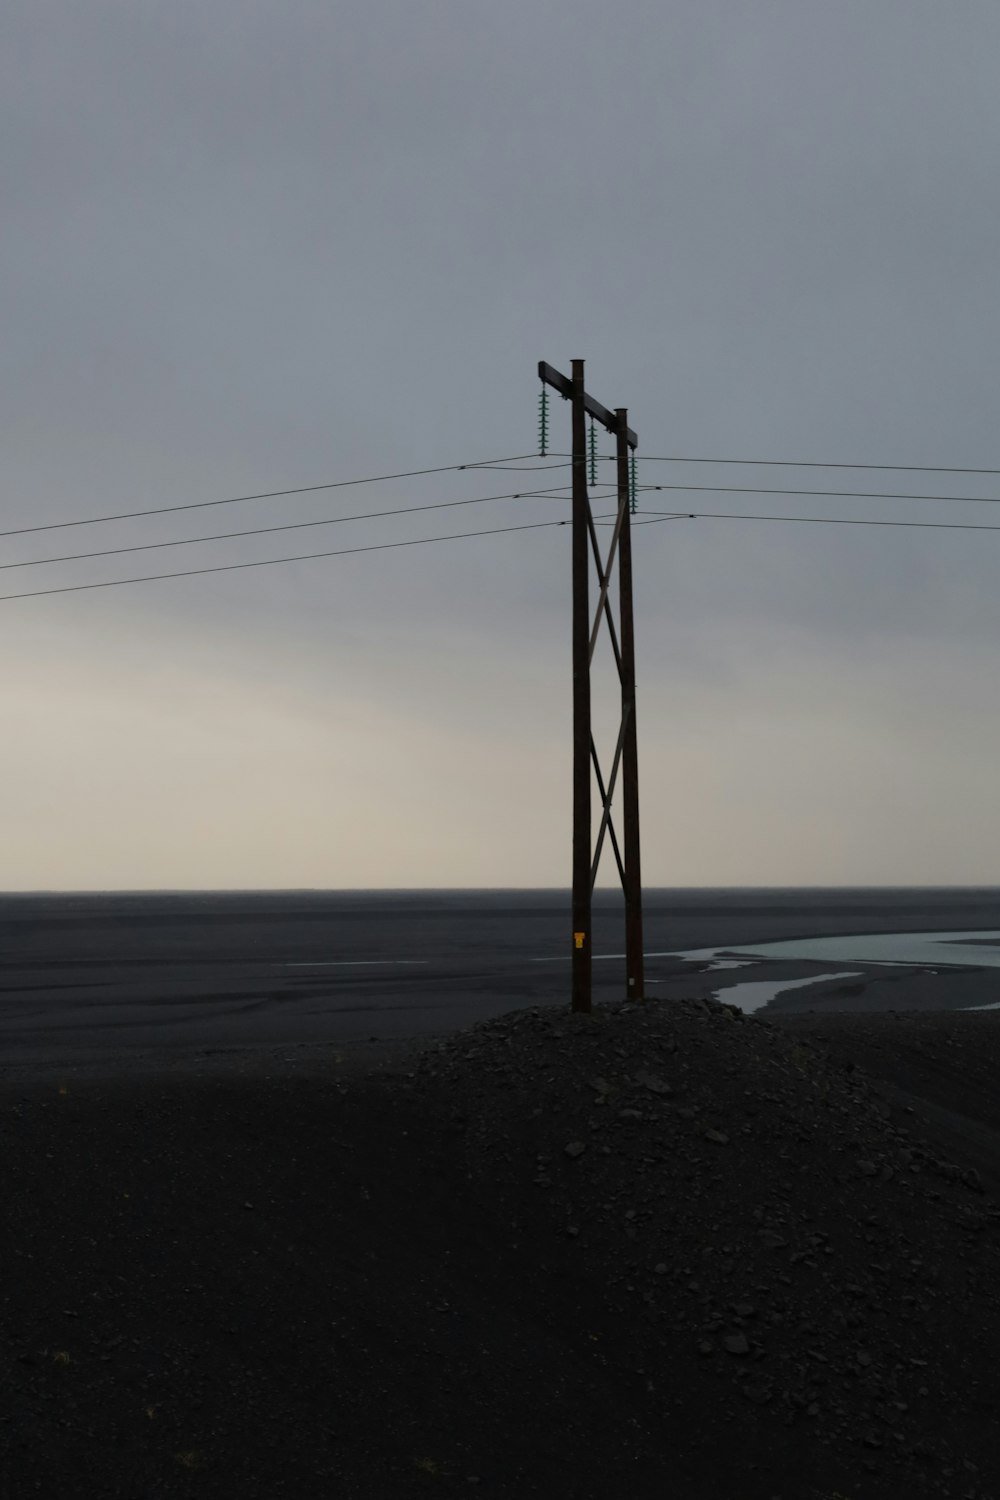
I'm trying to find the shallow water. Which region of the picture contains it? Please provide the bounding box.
[712,971,861,1015]
[683,929,1000,969]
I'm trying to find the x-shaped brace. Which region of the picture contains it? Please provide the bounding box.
[586,501,625,679]
[590,705,631,893]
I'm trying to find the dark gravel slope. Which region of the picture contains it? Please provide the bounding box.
[2,998,999,1498]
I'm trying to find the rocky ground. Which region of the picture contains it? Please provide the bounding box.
[2,997,999,1497]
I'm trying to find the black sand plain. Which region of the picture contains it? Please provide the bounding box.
[4,997,1000,1499]
[2,887,999,1066]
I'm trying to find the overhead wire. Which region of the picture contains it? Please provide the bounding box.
[0,513,640,605]
[461,462,573,473]
[577,453,1000,478]
[0,481,613,574]
[7,448,1000,558]
[4,496,1000,605]
[635,482,1000,507]
[0,452,556,541]
[8,433,1000,606]
[635,509,1000,533]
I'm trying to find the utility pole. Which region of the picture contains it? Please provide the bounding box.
[617,409,644,1002]
[538,360,643,1013]
[571,361,591,1014]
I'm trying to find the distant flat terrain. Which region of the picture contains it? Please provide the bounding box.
[1,888,998,1077]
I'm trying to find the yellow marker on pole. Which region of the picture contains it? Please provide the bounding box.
[574,932,586,950]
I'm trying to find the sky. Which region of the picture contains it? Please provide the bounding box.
[4,1,1000,889]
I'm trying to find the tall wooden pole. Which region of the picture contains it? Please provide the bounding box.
[539,359,639,1016]
[571,360,592,1012]
[617,409,645,1001]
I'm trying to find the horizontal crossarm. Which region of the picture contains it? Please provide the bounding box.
[538,362,638,449]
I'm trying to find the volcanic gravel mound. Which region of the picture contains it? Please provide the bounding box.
[418,996,1000,1497]
[4,995,1000,1498]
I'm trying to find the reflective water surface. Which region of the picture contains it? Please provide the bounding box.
[683,930,1000,969]
[712,971,862,1015]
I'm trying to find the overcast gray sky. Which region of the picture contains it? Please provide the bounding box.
[4,1,1000,889]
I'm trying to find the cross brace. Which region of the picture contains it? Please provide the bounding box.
[590,710,629,892]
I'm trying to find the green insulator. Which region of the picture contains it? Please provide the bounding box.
[629,453,637,514]
[538,386,549,457]
[588,419,597,487]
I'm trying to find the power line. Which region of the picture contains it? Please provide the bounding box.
[636,482,1000,507]
[627,514,691,527]
[0,453,552,542]
[594,513,689,526]
[0,515,588,604]
[636,509,1000,533]
[9,492,998,606]
[593,453,1000,478]
[462,462,573,473]
[1,481,612,574]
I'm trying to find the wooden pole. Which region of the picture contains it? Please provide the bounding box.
[571,359,592,1012]
[617,409,644,1001]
